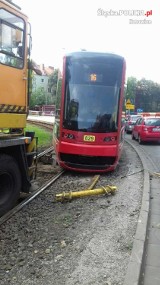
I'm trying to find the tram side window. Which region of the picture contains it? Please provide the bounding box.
[0,9,25,69]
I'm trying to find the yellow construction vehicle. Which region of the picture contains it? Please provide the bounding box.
[0,0,38,216]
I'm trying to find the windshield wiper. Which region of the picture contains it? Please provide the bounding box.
[0,49,15,57]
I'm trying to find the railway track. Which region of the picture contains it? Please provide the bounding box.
[0,143,63,225]
[2,118,159,285]
[0,116,158,285]
[0,141,144,285]
[4,114,159,285]
[0,170,65,226]
[37,145,54,159]
[0,125,60,225]
[27,119,53,131]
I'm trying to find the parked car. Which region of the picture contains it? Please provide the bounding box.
[125,115,142,133]
[132,116,160,144]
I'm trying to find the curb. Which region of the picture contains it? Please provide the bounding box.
[123,139,150,285]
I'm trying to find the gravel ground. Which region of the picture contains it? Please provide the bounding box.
[0,142,144,285]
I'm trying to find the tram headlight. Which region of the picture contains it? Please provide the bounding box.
[103,136,117,142]
[62,132,75,140]
[67,133,75,139]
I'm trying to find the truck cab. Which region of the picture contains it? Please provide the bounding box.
[0,0,37,216]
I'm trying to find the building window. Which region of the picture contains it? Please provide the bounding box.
[41,79,44,82]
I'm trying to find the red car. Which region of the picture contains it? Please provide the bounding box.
[132,116,160,144]
[125,115,142,133]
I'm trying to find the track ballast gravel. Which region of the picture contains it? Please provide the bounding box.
[0,142,143,285]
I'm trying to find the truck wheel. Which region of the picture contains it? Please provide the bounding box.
[0,154,22,216]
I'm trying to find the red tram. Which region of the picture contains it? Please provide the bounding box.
[53,51,126,172]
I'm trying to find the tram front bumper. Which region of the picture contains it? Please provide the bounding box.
[57,141,120,172]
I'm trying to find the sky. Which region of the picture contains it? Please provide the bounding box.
[14,0,160,83]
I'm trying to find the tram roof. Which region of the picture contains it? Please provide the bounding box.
[65,51,125,61]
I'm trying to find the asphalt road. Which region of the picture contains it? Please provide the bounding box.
[125,133,160,285]
[125,133,160,172]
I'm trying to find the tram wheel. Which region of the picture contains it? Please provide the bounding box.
[0,154,21,216]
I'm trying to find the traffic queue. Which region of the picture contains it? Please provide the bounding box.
[124,112,160,144]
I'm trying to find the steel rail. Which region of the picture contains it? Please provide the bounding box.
[37,146,54,159]
[27,119,53,131]
[0,170,65,226]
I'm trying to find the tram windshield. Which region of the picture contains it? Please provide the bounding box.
[63,54,123,133]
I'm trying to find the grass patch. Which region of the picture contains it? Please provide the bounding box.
[25,123,53,148]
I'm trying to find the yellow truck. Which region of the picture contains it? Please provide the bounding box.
[0,0,37,216]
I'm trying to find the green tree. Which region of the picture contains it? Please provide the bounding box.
[135,78,160,112]
[48,69,59,97]
[125,76,160,112]
[126,77,137,103]
[29,87,46,109]
[56,78,62,110]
